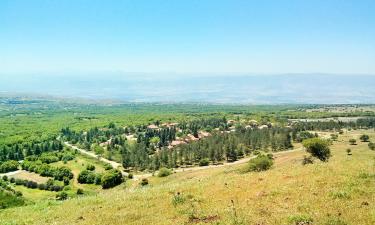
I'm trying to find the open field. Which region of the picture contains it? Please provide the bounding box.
[8,170,49,183]
[1,129,374,225]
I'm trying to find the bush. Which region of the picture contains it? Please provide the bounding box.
[127,173,133,179]
[140,178,149,186]
[86,164,95,171]
[198,158,210,167]
[172,192,186,207]
[2,176,8,181]
[63,177,70,186]
[346,148,352,155]
[349,139,357,145]
[77,188,84,195]
[56,192,68,201]
[302,138,331,162]
[103,163,113,170]
[266,153,274,159]
[359,134,370,142]
[247,155,274,172]
[368,142,375,150]
[101,169,123,189]
[77,170,98,184]
[302,155,314,165]
[158,167,172,177]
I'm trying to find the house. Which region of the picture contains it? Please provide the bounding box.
[147,124,159,129]
[170,140,186,147]
[198,131,211,138]
[185,134,199,142]
[227,120,236,125]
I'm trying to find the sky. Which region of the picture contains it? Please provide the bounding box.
[1,0,375,75]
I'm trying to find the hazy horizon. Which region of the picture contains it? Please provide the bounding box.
[1,73,374,104]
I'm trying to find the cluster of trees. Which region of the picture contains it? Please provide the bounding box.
[0,160,19,173]
[11,177,64,192]
[21,160,73,181]
[0,139,64,162]
[77,170,102,185]
[78,169,123,189]
[121,126,292,171]
[26,150,75,164]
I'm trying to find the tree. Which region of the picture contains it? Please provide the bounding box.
[101,169,123,189]
[302,138,331,162]
[359,134,370,142]
[349,139,357,145]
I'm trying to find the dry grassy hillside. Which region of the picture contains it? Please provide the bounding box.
[1,130,375,225]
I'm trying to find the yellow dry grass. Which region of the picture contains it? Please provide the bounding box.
[1,130,375,225]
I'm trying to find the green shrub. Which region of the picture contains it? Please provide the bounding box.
[0,191,25,209]
[127,173,133,179]
[368,142,375,150]
[288,214,313,224]
[103,163,113,170]
[198,158,209,166]
[2,176,8,181]
[101,169,123,189]
[158,167,172,177]
[86,164,95,171]
[56,191,68,201]
[302,138,331,162]
[172,192,186,207]
[247,155,274,172]
[76,188,84,195]
[140,178,149,186]
[359,134,370,142]
[349,139,356,145]
[302,155,314,165]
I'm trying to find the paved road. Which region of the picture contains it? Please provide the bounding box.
[64,141,303,180]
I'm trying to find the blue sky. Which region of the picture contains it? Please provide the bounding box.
[1,0,375,74]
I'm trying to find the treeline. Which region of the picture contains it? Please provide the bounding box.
[0,138,64,162]
[21,160,74,181]
[122,126,292,171]
[292,117,375,131]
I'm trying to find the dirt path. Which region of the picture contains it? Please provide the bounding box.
[64,142,122,170]
[0,170,22,177]
[64,141,304,180]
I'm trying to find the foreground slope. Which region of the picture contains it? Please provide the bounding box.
[1,130,375,225]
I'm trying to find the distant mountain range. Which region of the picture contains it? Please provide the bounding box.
[0,73,374,104]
